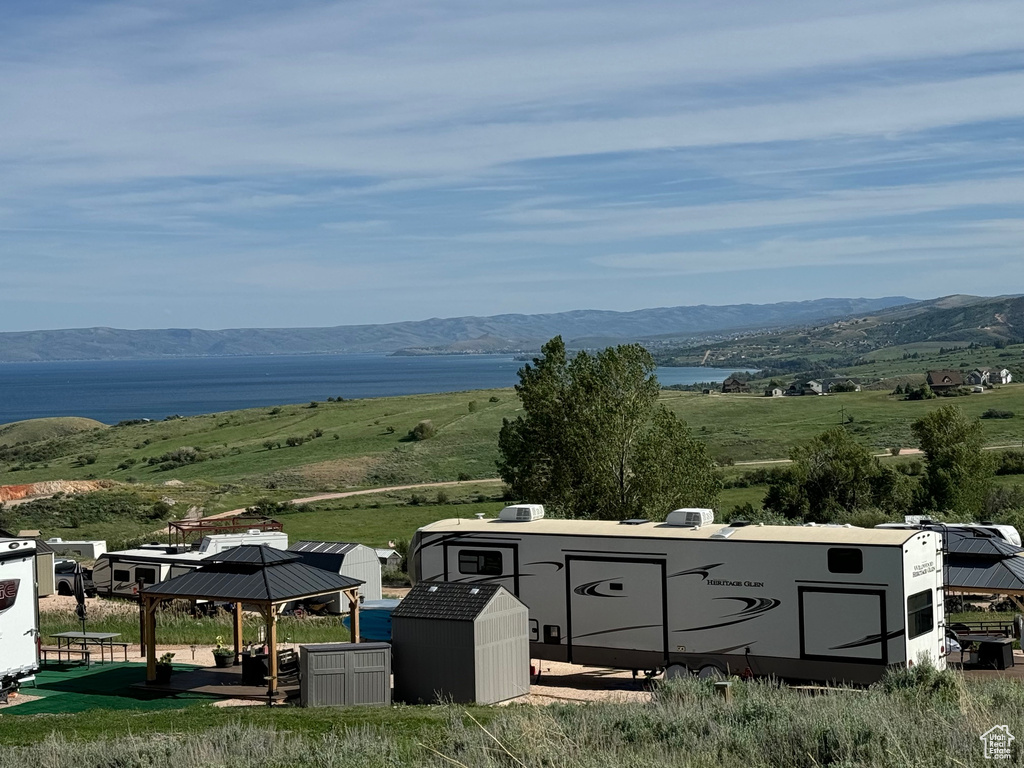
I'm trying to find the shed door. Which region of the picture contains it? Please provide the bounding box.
[800,588,887,663]
[567,558,666,655]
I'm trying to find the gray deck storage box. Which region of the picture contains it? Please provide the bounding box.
[392,582,529,705]
[299,642,391,707]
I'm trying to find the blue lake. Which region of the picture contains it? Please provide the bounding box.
[0,354,740,424]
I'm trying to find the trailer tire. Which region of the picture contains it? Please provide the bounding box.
[664,664,689,680]
[697,664,724,680]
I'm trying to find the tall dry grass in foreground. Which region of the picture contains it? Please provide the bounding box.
[4,666,1021,767]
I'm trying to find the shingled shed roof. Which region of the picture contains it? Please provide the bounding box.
[143,545,362,602]
[392,581,504,621]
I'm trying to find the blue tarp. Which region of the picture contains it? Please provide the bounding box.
[344,599,400,642]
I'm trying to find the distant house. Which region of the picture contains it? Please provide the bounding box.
[824,378,862,393]
[765,387,783,398]
[966,369,991,386]
[927,370,964,393]
[721,377,749,394]
[785,380,823,396]
[997,368,1014,384]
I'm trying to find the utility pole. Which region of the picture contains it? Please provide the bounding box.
[839,405,846,426]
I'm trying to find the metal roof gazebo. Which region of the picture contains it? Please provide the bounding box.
[140,545,363,696]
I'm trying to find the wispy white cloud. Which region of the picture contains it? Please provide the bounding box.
[1,0,1023,330]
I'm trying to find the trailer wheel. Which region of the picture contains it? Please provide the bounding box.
[57,583,73,596]
[697,664,724,680]
[664,664,688,680]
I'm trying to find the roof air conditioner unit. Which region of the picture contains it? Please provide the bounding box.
[666,508,714,528]
[499,504,545,522]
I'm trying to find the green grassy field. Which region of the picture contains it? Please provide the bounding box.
[0,670,1019,767]
[662,384,1023,462]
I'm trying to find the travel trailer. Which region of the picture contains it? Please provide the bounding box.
[94,530,288,598]
[410,507,946,684]
[0,539,40,699]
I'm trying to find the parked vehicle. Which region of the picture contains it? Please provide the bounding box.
[410,506,946,685]
[0,539,40,699]
[54,558,97,597]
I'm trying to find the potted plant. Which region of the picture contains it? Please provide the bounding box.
[155,652,175,684]
[212,636,234,668]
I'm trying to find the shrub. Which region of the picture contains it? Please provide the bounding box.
[308,401,319,408]
[457,472,471,482]
[889,447,901,456]
[489,396,500,402]
[409,420,436,441]
[77,454,97,466]
[982,409,1015,419]
[436,490,449,505]
[468,401,478,413]
[285,436,306,447]
[268,407,282,415]
[996,451,1024,476]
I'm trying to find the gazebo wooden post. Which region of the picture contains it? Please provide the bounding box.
[266,602,279,698]
[233,601,244,664]
[145,596,158,683]
[347,588,361,643]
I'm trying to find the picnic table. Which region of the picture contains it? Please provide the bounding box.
[49,631,129,664]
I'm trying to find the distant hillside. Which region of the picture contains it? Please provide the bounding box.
[655,295,1024,371]
[0,297,914,362]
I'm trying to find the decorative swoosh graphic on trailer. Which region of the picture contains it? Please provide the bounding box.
[667,563,724,581]
[829,628,905,651]
[571,624,663,641]
[674,596,782,632]
[573,578,626,598]
[702,641,756,655]
[520,560,565,577]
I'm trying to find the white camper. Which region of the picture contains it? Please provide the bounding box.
[410,510,945,685]
[93,530,289,598]
[0,540,40,697]
[46,538,108,559]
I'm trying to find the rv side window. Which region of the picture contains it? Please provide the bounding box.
[907,590,933,639]
[135,567,158,584]
[113,569,131,581]
[458,550,503,575]
[827,548,863,574]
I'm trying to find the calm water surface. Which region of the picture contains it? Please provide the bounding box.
[0,354,740,424]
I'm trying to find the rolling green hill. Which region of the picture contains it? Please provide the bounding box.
[0,417,107,446]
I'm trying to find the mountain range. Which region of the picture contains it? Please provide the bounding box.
[0,298,916,362]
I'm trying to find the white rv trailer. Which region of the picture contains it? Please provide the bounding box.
[93,530,289,598]
[0,540,40,697]
[410,509,946,684]
[92,546,209,599]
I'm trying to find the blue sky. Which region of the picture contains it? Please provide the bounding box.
[1,0,1022,331]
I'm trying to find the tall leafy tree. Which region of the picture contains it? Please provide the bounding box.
[911,404,993,516]
[763,427,914,522]
[497,336,720,519]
